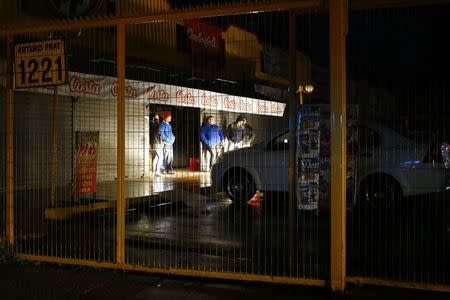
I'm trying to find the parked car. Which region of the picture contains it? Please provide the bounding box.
[211,122,450,208]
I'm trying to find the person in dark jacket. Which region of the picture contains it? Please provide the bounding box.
[242,118,255,147]
[226,115,247,151]
[159,111,175,174]
[200,116,224,170]
[150,112,163,176]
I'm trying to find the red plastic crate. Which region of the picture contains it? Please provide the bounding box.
[189,157,200,171]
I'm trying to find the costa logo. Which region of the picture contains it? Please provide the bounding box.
[271,103,284,115]
[176,89,195,105]
[224,96,237,110]
[111,81,138,99]
[69,76,101,95]
[200,92,219,107]
[239,99,253,112]
[257,101,269,113]
[147,85,169,103]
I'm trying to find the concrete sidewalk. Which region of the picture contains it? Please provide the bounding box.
[1,263,449,300]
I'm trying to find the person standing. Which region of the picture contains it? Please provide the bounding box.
[200,116,224,171]
[149,112,163,176]
[159,111,175,174]
[242,117,255,147]
[226,115,246,151]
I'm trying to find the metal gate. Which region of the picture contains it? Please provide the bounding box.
[0,0,449,294]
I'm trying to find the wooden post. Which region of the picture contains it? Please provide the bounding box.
[5,36,14,244]
[116,24,126,264]
[329,0,348,293]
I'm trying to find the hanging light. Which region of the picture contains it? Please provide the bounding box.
[304,84,314,93]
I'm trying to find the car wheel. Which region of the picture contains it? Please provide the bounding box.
[224,169,256,204]
[358,175,402,212]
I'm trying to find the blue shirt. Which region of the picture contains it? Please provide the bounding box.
[200,124,224,148]
[159,121,175,145]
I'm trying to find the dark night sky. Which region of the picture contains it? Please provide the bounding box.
[347,5,450,81]
[210,4,450,83]
[171,1,450,82]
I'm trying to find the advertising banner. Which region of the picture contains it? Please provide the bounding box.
[296,104,359,211]
[297,106,321,210]
[73,131,99,195]
[29,72,286,117]
[183,19,224,70]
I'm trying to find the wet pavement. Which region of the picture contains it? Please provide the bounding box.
[2,170,450,286]
[124,190,329,278]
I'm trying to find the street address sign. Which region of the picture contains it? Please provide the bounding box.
[14,39,66,88]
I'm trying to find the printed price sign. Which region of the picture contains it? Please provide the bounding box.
[14,39,66,88]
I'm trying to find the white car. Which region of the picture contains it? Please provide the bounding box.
[211,122,450,208]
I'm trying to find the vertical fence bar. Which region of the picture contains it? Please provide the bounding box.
[116,23,126,264]
[5,35,14,245]
[329,0,348,293]
[50,87,58,208]
[288,10,297,276]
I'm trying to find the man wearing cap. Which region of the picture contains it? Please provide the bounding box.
[159,112,175,174]
[200,115,224,171]
[226,115,247,151]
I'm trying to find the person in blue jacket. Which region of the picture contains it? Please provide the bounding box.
[159,111,175,174]
[200,115,224,171]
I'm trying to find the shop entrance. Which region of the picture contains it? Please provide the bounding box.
[148,104,200,170]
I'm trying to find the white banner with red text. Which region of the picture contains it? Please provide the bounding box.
[26,72,286,117]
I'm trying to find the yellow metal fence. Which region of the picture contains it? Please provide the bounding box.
[0,0,449,294]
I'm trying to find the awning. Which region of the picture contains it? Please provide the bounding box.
[24,72,286,117]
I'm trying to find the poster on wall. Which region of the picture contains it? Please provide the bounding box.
[297,106,321,211]
[73,131,99,196]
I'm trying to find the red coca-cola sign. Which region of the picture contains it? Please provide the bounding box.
[147,85,169,103]
[111,81,138,99]
[69,76,101,95]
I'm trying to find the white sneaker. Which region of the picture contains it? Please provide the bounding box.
[153,172,162,177]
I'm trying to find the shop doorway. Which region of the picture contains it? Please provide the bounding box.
[148,105,200,170]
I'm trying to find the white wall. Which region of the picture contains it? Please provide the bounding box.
[74,98,150,181]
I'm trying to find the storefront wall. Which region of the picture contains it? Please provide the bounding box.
[11,91,150,193]
[13,91,73,192]
[74,98,150,181]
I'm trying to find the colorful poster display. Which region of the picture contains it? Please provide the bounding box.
[297,105,359,211]
[297,106,321,210]
[73,131,99,195]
